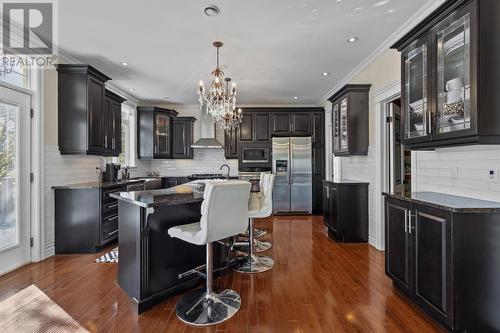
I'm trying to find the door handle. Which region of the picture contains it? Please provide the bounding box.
[404,209,408,233]
[408,211,415,234]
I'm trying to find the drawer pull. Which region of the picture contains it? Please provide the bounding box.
[107,229,118,236]
[107,203,118,209]
[107,216,118,221]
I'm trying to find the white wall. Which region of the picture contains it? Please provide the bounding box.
[414,146,500,202]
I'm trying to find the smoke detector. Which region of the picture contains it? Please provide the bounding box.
[204,5,220,17]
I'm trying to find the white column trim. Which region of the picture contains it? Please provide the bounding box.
[372,81,401,251]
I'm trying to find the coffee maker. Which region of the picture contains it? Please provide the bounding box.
[103,163,121,182]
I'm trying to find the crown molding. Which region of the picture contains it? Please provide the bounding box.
[318,0,447,105]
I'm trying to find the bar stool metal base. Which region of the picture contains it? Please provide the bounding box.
[175,288,241,326]
[232,254,274,273]
[254,239,272,252]
[240,228,267,238]
[234,239,272,253]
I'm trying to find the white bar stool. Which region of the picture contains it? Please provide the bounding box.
[243,172,268,238]
[233,174,275,273]
[168,180,251,326]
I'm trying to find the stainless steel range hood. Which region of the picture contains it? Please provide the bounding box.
[191,111,223,149]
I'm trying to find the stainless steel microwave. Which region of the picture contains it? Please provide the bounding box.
[241,147,270,163]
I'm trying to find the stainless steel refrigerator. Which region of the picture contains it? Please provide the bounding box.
[272,137,312,214]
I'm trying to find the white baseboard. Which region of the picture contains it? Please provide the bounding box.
[44,243,55,259]
[369,236,384,251]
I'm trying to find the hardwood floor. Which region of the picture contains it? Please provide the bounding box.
[0,216,444,332]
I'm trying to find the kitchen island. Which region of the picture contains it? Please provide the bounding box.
[111,182,229,313]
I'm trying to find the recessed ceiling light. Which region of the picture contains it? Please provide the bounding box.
[293,96,299,100]
[374,0,390,7]
[121,62,128,66]
[204,5,220,17]
[387,9,395,14]
[348,37,359,43]
[322,72,330,76]
[129,88,135,92]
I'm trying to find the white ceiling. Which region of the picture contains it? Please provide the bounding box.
[57,0,432,105]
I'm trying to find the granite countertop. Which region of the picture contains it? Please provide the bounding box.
[110,183,205,208]
[323,179,370,185]
[383,191,500,213]
[52,179,146,190]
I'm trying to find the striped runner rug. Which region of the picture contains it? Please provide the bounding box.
[94,247,118,263]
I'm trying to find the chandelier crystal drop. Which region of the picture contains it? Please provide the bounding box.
[198,41,241,129]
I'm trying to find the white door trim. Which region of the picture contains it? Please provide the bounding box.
[373,81,401,251]
[29,67,45,262]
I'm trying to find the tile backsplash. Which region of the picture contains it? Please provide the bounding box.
[414,145,500,202]
[151,149,238,177]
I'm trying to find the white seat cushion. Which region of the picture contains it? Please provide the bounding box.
[167,222,205,245]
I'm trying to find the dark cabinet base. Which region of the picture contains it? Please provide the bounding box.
[117,200,229,314]
[323,180,369,243]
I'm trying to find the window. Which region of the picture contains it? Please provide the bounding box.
[116,103,136,167]
[0,59,30,89]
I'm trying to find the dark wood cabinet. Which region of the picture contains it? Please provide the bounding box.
[383,193,500,331]
[237,111,270,143]
[239,113,254,142]
[137,107,178,160]
[413,205,452,326]
[393,0,500,149]
[385,197,413,296]
[311,112,325,214]
[224,127,239,159]
[164,177,189,188]
[271,112,291,134]
[322,181,368,242]
[254,112,271,142]
[54,184,125,253]
[329,84,370,156]
[271,111,311,136]
[172,117,196,159]
[291,113,311,135]
[103,90,126,157]
[57,64,113,155]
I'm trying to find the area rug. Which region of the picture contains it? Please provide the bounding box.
[0,285,89,333]
[94,247,118,263]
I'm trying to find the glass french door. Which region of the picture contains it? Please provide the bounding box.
[0,85,31,274]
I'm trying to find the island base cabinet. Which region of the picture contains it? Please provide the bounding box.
[384,195,500,332]
[117,200,228,314]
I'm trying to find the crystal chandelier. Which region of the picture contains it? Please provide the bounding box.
[215,78,243,130]
[198,41,239,128]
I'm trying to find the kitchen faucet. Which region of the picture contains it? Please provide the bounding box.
[220,164,230,179]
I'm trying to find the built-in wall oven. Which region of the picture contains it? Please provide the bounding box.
[239,146,271,168]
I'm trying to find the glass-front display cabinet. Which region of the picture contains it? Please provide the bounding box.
[402,39,430,142]
[329,84,370,156]
[435,12,472,136]
[332,102,340,152]
[154,112,171,158]
[391,0,500,150]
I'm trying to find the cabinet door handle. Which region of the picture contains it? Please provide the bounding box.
[105,135,108,148]
[404,209,408,233]
[408,211,414,234]
[107,215,118,221]
[326,189,330,199]
[154,145,157,154]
